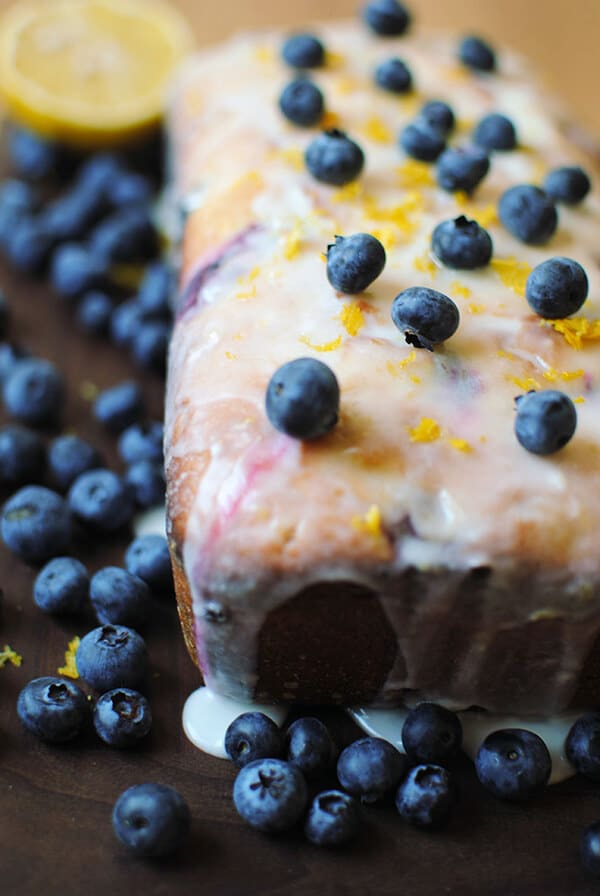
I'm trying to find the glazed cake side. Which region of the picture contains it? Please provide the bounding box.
[164,21,600,715]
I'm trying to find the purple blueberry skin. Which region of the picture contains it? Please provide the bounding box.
[498,184,558,245]
[233,758,308,832]
[125,534,173,595]
[118,421,164,465]
[48,434,102,492]
[3,358,64,428]
[112,783,190,857]
[566,712,600,783]
[1,485,72,564]
[514,389,577,455]
[34,556,89,615]
[93,687,152,748]
[401,702,463,764]
[17,676,89,743]
[92,380,145,434]
[89,566,152,627]
[0,424,46,486]
[225,712,284,768]
[337,736,407,803]
[68,468,134,533]
[525,256,588,319]
[76,624,148,692]
[395,764,456,828]
[124,459,165,509]
[581,821,600,877]
[286,717,336,779]
[475,728,552,800]
[304,790,361,846]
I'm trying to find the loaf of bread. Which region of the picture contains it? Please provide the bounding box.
[164,18,600,715]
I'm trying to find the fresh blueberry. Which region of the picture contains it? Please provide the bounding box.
[400,119,446,162]
[50,243,108,299]
[90,566,152,627]
[473,113,517,151]
[326,232,386,293]
[8,128,62,181]
[68,468,134,533]
[137,262,174,317]
[124,460,165,509]
[131,320,170,374]
[566,712,600,782]
[281,33,325,68]
[431,215,493,269]
[375,57,413,94]
[266,357,339,440]
[337,736,406,803]
[286,717,336,778]
[525,256,588,319]
[48,434,102,492]
[3,357,64,427]
[420,100,455,136]
[0,178,38,219]
[581,821,600,877]
[498,184,558,244]
[514,390,577,455]
[112,783,190,857]
[391,287,460,350]
[6,217,54,273]
[279,78,324,127]
[76,624,148,691]
[305,129,365,186]
[92,380,145,433]
[0,342,28,384]
[225,712,284,767]
[76,290,114,335]
[118,421,163,465]
[108,172,153,209]
[458,35,496,72]
[304,790,361,846]
[1,485,72,564]
[0,290,10,339]
[34,556,89,615]
[436,145,490,193]
[233,758,308,832]
[0,424,45,486]
[544,165,591,205]
[41,189,106,243]
[475,728,552,800]
[110,298,147,347]
[363,0,411,36]
[76,153,123,196]
[395,764,456,828]
[90,207,158,263]
[401,703,463,764]
[125,535,173,594]
[17,676,89,743]
[93,687,152,747]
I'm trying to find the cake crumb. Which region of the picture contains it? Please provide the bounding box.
[58,636,80,679]
[0,645,22,668]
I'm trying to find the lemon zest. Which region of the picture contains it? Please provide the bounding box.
[396,159,434,188]
[225,351,237,360]
[408,417,441,443]
[496,349,516,361]
[450,281,471,299]
[386,350,417,376]
[413,253,437,278]
[491,257,532,296]
[321,110,340,129]
[338,302,365,336]
[362,116,393,143]
[0,644,22,668]
[57,636,80,679]
[352,504,384,539]
[299,334,342,352]
[235,284,257,300]
[254,46,274,63]
[325,51,345,68]
[448,437,472,452]
[574,396,585,403]
[468,303,486,314]
[332,181,363,203]
[410,374,421,384]
[277,147,303,170]
[364,191,424,234]
[542,367,584,382]
[545,318,600,350]
[370,226,396,250]
[333,76,358,95]
[282,222,303,260]
[507,375,541,391]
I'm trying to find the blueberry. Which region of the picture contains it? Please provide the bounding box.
[6,217,54,273]
[401,703,463,764]
[473,113,517,151]
[281,33,325,68]
[124,460,165,509]
[131,320,170,373]
[337,736,406,803]
[41,190,105,243]
[8,128,62,181]
[93,687,152,747]
[279,78,324,127]
[431,215,493,269]
[0,291,10,339]
[90,207,158,263]
[225,712,284,767]
[137,262,174,316]
[90,566,152,627]
[286,717,336,778]
[514,390,577,455]
[475,728,552,800]
[68,468,134,532]
[304,790,361,846]
[266,357,339,440]
[112,783,190,857]
[0,342,28,384]
[50,243,108,298]
[544,165,591,205]
[76,290,114,335]
[581,821,600,877]
[525,256,588,319]
[363,0,411,36]
[498,184,558,245]
[0,424,45,486]
[17,676,89,743]
[436,145,490,193]
[76,624,148,691]
[400,119,446,162]
[110,299,147,347]
[76,153,123,196]
[458,35,496,72]
[125,534,173,594]
[118,421,163,465]
[0,178,38,218]
[420,100,455,136]
[391,287,460,350]
[395,764,456,828]
[34,556,89,615]
[375,57,413,94]
[1,485,71,564]
[566,712,600,782]
[326,232,386,293]
[3,358,64,427]
[305,129,365,186]
[233,758,308,832]
[48,434,102,491]
[92,380,145,433]
[108,172,153,209]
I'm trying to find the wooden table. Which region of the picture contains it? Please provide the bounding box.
[2,1,600,894]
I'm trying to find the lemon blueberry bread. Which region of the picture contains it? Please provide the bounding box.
[164,7,600,715]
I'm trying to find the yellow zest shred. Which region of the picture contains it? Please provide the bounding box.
[574,396,585,403]
[448,437,472,452]
[338,302,365,336]
[507,375,541,391]
[57,636,80,679]
[235,284,257,300]
[352,504,384,539]
[277,147,303,170]
[542,367,584,382]
[413,253,437,278]
[0,644,22,668]
[396,159,434,188]
[282,222,303,260]
[446,66,471,82]
[475,205,499,228]
[491,257,532,296]
[370,226,397,250]
[333,76,358,95]
[410,374,422,384]
[409,417,441,443]
[248,266,260,281]
[454,191,470,208]
[364,191,424,235]
[450,281,471,299]
[325,50,345,68]
[545,317,600,350]
[362,116,393,143]
[225,351,237,360]
[386,350,417,376]
[299,334,342,352]
[468,303,486,314]
[496,349,516,361]
[332,181,363,203]
[321,110,341,129]
[254,46,274,63]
